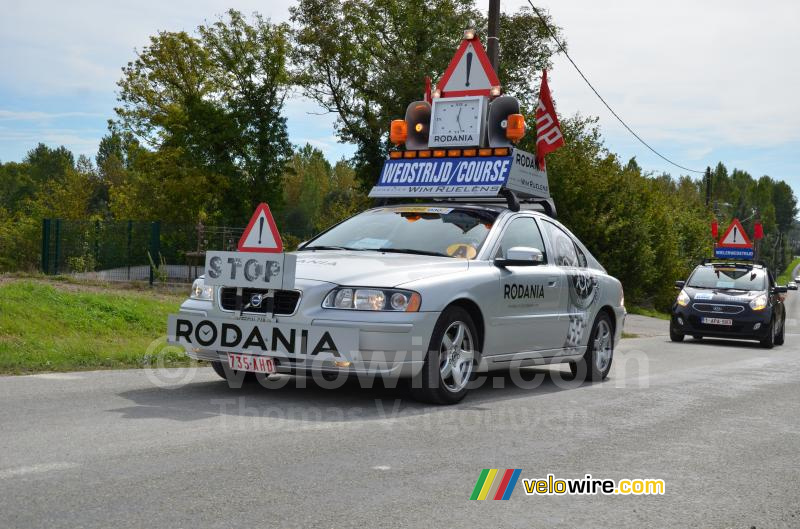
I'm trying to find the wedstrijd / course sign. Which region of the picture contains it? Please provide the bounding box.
[368,148,549,199]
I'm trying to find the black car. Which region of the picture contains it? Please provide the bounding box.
[670,261,787,348]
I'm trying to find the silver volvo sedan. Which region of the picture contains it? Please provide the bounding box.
[175,201,625,404]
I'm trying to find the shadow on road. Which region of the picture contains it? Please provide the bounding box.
[111,366,604,423]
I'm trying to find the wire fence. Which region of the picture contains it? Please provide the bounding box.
[41,219,243,284]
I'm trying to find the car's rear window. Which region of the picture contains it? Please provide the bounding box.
[687,266,766,291]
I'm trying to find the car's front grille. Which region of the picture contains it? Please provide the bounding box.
[219,288,301,315]
[692,303,745,314]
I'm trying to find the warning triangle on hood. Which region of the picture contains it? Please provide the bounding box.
[238,203,283,253]
[718,218,752,248]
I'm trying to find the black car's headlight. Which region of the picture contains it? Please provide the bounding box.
[322,287,421,312]
[676,289,690,307]
[749,294,768,311]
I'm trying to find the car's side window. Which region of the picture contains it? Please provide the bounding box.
[542,220,581,268]
[494,217,547,262]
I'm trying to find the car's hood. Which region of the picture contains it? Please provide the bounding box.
[684,286,761,302]
[293,251,468,287]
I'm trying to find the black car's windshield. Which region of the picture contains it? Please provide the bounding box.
[687,266,767,291]
[300,206,498,259]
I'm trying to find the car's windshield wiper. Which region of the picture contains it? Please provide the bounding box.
[362,248,450,257]
[298,245,364,251]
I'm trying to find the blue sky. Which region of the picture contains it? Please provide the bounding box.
[1,0,798,195]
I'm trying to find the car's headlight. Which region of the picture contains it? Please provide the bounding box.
[190,278,214,301]
[676,289,690,307]
[749,294,768,311]
[323,287,421,311]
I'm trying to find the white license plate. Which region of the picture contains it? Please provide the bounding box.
[701,317,733,326]
[227,353,276,373]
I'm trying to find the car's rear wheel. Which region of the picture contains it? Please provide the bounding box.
[210,360,258,385]
[570,312,614,381]
[774,316,785,346]
[669,322,684,342]
[760,318,775,349]
[411,306,477,405]
[211,360,228,380]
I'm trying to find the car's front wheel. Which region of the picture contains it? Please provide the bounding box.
[570,312,614,381]
[669,322,685,342]
[774,316,785,346]
[412,306,477,405]
[760,318,775,349]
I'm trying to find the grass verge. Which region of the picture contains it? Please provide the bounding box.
[776,256,800,286]
[0,279,188,374]
[626,305,670,320]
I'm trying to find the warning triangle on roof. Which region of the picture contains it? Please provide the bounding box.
[238,203,283,253]
[437,37,500,97]
[718,218,752,248]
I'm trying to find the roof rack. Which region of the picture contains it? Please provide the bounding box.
[702,258,766,268]
[429,190,558,218]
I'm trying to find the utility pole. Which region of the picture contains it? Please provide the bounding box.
[705,166,712,207]
[487,0,500,71]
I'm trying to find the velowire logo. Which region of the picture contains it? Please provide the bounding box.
[469,469,522,500]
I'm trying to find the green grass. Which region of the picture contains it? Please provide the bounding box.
[776,256,800,286]
[626,305,670,320]
[0,279,189,374]
[621,332,639,339]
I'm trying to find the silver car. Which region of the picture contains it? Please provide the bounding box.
[175,202,625,404]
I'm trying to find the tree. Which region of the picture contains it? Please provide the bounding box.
[290,0,561,189]
[112,10,292,224]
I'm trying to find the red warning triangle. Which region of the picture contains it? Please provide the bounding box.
[437,37,500,97]
[718,218,752,248]
[238,203,283,253]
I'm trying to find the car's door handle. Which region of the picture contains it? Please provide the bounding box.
[547,277,558,287]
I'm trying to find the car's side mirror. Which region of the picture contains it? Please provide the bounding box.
[494,246,544,267]
[773,286,788,294]
[675,280,686,289]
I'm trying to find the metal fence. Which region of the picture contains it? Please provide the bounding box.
[41,219,243,284]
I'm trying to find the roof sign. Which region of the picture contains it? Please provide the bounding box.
[718,218,752,248]
[437,38,500,97]
[238,203,283,253]
[368,148,549,199]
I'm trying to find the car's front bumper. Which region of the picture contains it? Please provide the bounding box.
[175,300,439,378]
[671,305,772,340]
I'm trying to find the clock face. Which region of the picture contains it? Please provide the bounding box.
[429,96,486,148]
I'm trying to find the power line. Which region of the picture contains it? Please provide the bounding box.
[526,0,705,174]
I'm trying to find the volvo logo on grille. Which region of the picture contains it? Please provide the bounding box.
[250,294,263,308]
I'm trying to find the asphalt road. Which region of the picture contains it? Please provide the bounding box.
[2,298,800,528]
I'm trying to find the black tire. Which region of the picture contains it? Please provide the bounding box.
[669,322,684,342]
[760,318,775,349]
[569,312,614,382]
[411,306,478,405]
[774,317,785,346]
[692,335,703,340]
[211,360,228,380]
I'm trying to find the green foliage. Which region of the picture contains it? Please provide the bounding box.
[111,10,293,224]
[776,256,800,285]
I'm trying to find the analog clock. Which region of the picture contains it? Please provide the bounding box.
[429,96,488,148]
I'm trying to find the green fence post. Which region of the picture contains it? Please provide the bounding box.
[53,219,61,275]
[41,219,51,274]
[126,220,132,281]
[149,221,161,286]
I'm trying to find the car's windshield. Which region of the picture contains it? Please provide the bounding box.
[687,266,767,291]
[300,206,498,259]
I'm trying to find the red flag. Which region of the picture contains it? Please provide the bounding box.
[535,70,565,170]
[711,220,718,239]
[424,76,432,104]
[754,221,763,240]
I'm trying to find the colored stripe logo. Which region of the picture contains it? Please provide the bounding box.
[470,469,522,500]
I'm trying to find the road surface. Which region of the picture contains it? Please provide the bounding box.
[2,297,799,528]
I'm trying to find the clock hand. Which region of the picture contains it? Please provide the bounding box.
[456,107,462,131]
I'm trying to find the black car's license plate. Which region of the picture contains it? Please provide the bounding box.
[701,317,732,326]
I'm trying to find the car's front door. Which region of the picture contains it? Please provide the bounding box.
[486,215,566,355]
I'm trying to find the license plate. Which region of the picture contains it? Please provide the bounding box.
[227,353,276,373]
[701,317,732,326]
